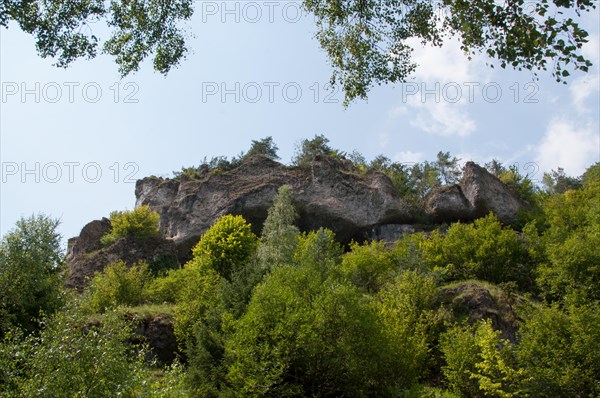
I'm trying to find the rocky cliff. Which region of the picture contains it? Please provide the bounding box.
[135,155,415,254]
[66,155,529,290]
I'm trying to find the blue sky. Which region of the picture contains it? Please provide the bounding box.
[1,1,599,242]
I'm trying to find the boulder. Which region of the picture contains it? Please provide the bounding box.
[426,162,529,224]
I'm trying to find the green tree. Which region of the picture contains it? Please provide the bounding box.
[189,214,258,280]
[244,136,280,161]
[1,0,193,76]
[440,319,522,397]
[4,1,593,104]
[536,167,600,302]
[101,205,161,246]
[224,264,400,397]
[341,240,397,293]
[498,165,538,204]
[376,271,440,387]
[294,228,343,274]
[0,214,64,335]
[541,167,582,194]
[257,185,300,270]
[305,0,595,105]
[422,213,535,289]
[436,151,462,185]
[291,134,338,167]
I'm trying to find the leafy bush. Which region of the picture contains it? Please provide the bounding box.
[172,266,224,347]
[341,240,397,293]
[440,319,522,397]
[377,271,441,386]
[224,264,399,397]
[536,169,600,302]
[101,205,160,246]
[0,304,147,397]
[0,214,64,335]
[146,267,191,304]
[189,214,258,280]
[422,213,535,289]
[516,303,600,397]
[82,261,153,313]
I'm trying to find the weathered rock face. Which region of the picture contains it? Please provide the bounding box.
[66,218,111,262]
[135,155,414,253]
[426,162,530,224]
[65,220,178,291]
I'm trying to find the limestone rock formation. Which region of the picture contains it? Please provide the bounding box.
[426,162,530,224]
[135,155,414,253]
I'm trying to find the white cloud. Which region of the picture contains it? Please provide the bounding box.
[407,36,492,83]
[393,150,424,164]
[582,34,600,66]
[570,74,600,111]
[388,36,489,137]
[534,118,600,176]
[407,99,476,137]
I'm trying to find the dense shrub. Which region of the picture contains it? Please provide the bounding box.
[0,305,146,397]
[189,214,258,280]
[422,213,535,289]
[440,319,522,397]
[294,228,343,272]
[101,205,160,246]
[224,264,400,397]
[82,261,153,313]
[341,240,397,293]
[536,167,600,302]
[515,303,600,397]
[377,271,441,386]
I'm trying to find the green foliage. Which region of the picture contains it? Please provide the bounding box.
[189,214,258,280]
[515,303,600,397]
[436,151,462,185]
[0,214,64,335]
[146,267,191,304]
[0,304,147,398]
[149,253,180,276]
[294,228,343,272]
[257,185,300,270]
[536,169,600,302]
[101,205,160,246]
[291,134,341,167]
[542,167,582,194]
[305,0,594,105]
[172,265,224,347]
[498,165,538,205]
[244,136,280,160]
[82,260,153,313]
[342,240,397,293]
[2,0,193,75]
[440,319,521,397]
[377,271,440,386]
[225,264,400,397]
[422,213,535,289]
